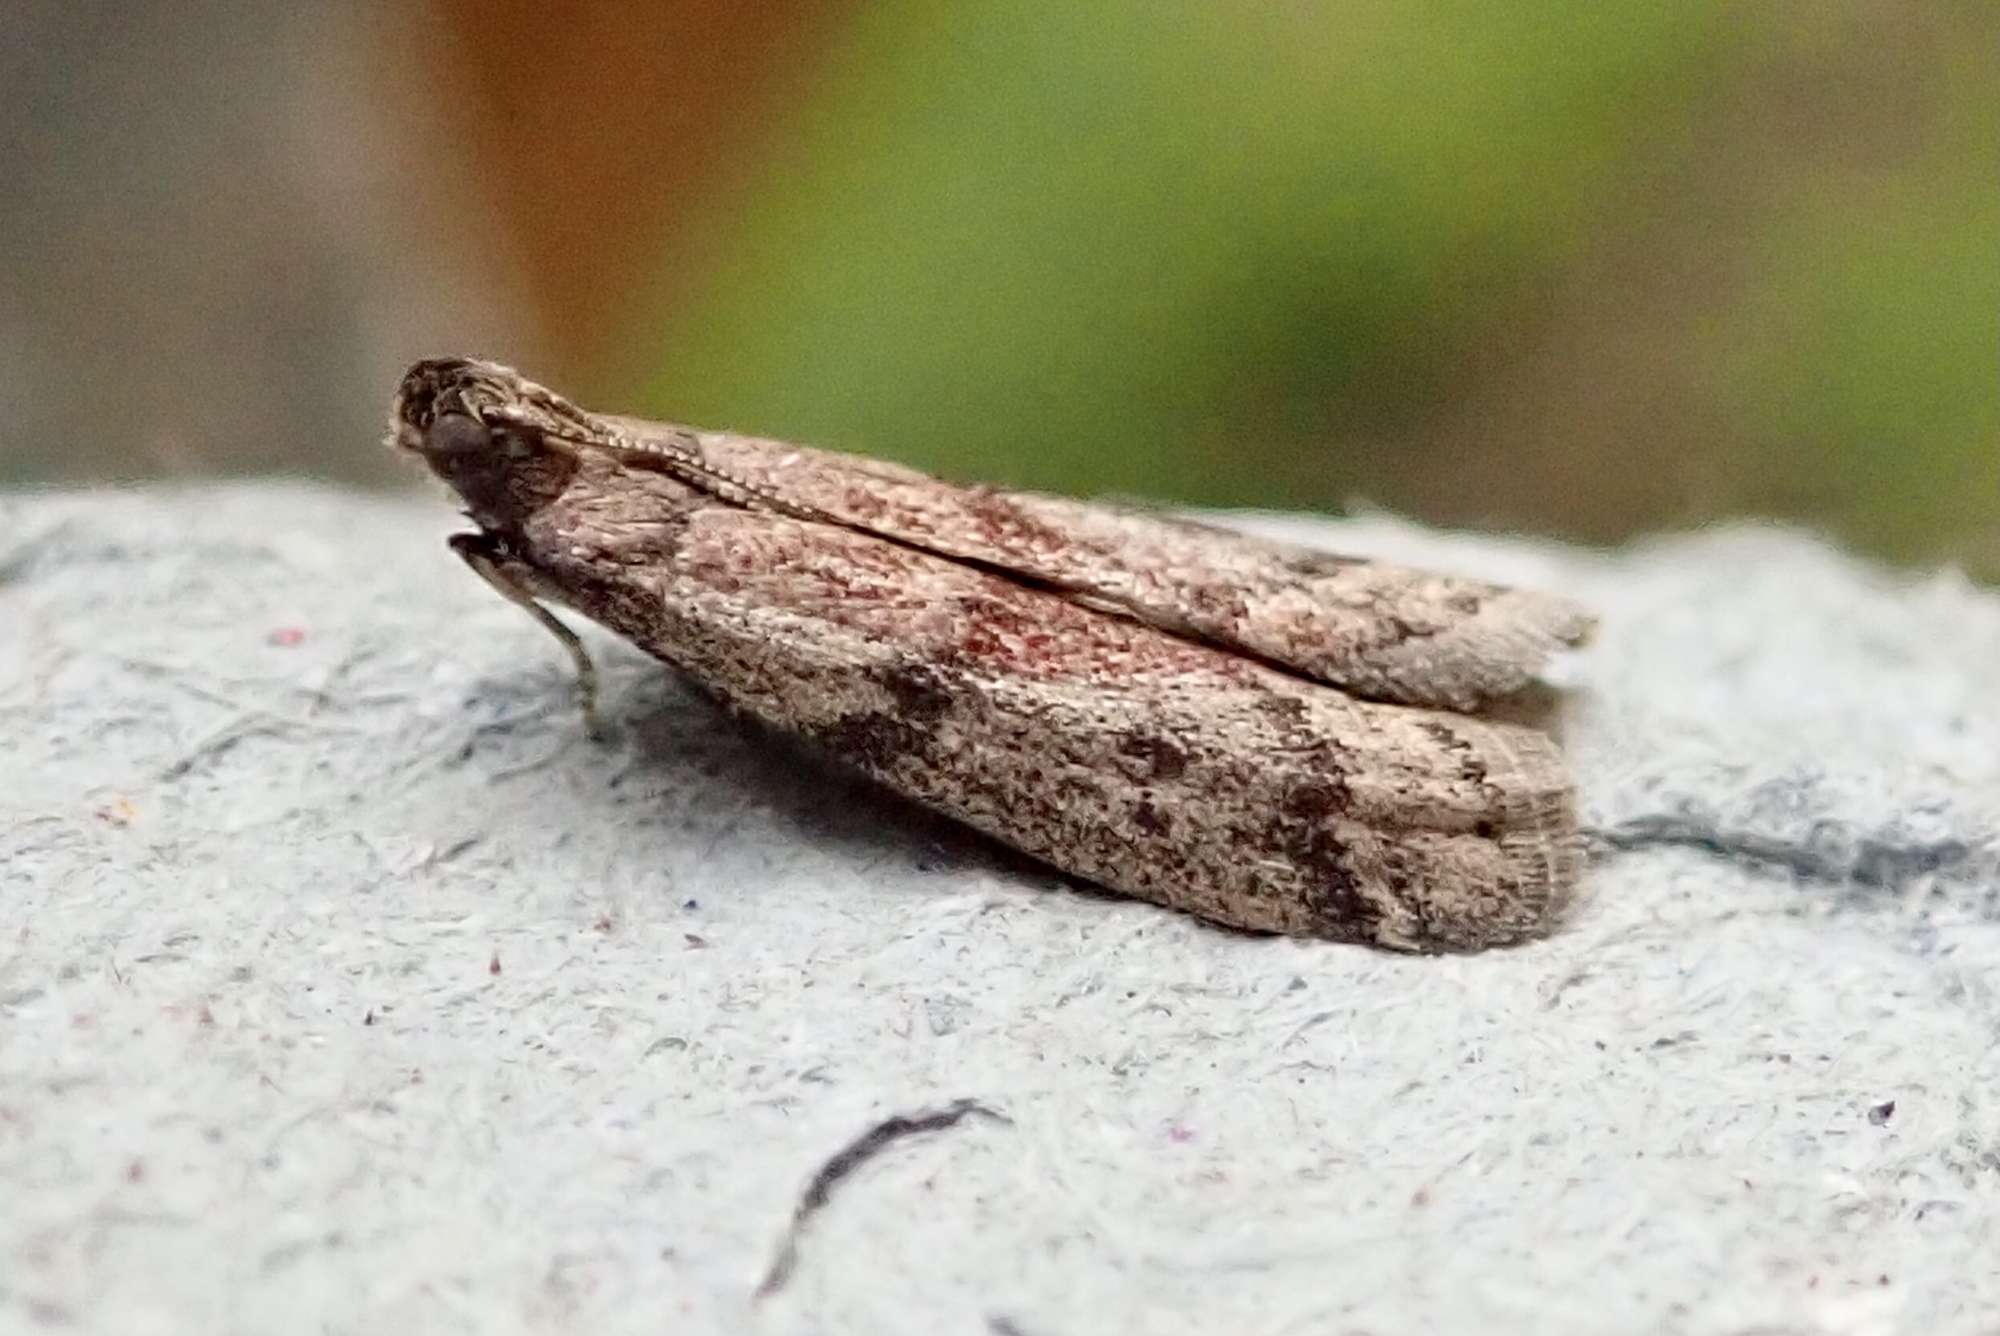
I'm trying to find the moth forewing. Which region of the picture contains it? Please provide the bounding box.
[613,420,1595,711]
[494,462,1577,951]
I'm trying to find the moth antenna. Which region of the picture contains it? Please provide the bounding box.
[531,420,837,525]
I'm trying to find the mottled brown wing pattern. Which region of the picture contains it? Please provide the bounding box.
[596,414,1595,711]
[494,450,1580,952]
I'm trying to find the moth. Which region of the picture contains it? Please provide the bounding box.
[389,358,1593,951]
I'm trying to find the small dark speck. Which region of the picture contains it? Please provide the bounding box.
[1867,1099,1896,1126]
[488,953,502,976]
[363,1009,375,1026]
[682,898,700,911]
[439,835,481,863]
[684,933,709,949]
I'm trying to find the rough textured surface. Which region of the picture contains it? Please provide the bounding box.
[3,482,1997,1335]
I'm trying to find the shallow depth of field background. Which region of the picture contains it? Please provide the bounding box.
[5,1,1994,574]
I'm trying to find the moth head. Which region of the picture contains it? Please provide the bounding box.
[388,357,594,531]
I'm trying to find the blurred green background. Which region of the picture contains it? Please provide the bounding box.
[4,1,1994,573]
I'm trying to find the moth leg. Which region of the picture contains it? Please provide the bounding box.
[447,532,602,736]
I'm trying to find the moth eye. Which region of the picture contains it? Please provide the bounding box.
[424,411,492,458]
